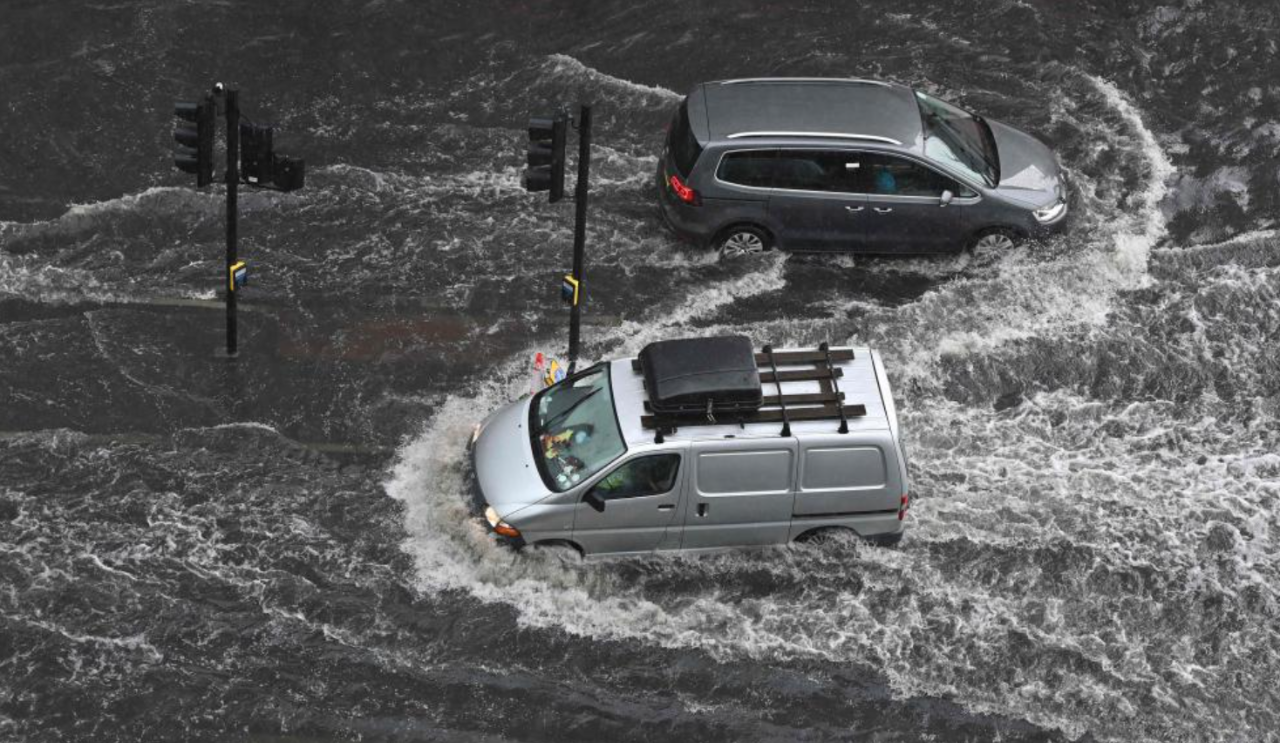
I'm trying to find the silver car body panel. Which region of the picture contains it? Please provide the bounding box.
[471,347,911,556]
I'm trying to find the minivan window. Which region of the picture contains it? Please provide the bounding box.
[667,101,703,177]
[772,150,863,193]
[857,153,966,198]
[915,90,1000,187]
[716,150,776,188]
[588,454,681,501]
[530,364,626,492]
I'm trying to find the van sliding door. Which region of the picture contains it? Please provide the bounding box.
[681,439,797,550]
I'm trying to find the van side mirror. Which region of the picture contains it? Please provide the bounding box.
[940,190,954,207]
[584,490,606,513]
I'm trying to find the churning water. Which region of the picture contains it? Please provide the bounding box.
[3,2,1279,741]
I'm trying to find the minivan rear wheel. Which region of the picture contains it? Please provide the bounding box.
[716,225,772,258]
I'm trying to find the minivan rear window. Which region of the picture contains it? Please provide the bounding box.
[667,100,703,177]
[716,150,776,188]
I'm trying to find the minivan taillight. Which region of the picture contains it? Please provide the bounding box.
[668,173,701,205]
[897,493,910,521]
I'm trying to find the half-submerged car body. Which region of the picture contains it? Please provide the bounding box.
[657,77,1069,256]
[470,336,911,557]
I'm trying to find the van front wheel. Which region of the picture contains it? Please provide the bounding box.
[716,225,772,258]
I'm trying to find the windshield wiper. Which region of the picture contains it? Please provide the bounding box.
[541,386,603,431]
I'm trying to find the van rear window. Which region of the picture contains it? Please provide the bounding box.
[802,447,887,491]
[667,100,703,177]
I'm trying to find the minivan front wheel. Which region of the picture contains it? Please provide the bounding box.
[969,228,1019,253]
[716,225,772,258]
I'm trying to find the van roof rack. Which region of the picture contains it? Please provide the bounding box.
[632,340,865,441]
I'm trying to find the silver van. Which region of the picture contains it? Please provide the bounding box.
[657,78,1070,256]
[469,336,910,556]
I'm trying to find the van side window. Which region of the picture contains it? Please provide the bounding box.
[802,447,887,490]
[716,150,777,188]
[697,449,793,494]
[588,454,681,501]
[772,150,863,193]
[855,153,970,197]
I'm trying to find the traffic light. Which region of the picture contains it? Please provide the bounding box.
[523,114,567,202]
[240,122,306,192]
[173,97,215,186]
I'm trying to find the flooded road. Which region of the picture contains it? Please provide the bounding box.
[3,2,1279,740]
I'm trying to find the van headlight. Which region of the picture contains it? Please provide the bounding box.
[1033,200,1068,224]
[484,506,522,538]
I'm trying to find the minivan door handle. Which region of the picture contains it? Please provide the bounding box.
[873,207,894,214]
[657,504,675,511]
[844,205,864,213]
[697,503,709,517]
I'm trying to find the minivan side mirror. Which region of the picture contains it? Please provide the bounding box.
[939,190,954,207]
[584,490,606,513]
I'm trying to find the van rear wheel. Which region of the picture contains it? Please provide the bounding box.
[716,225,772,258]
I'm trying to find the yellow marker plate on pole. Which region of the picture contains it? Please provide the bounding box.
[561,274,579,306]
[229,261,248,292]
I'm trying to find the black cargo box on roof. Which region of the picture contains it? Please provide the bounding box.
[638,335,763,415]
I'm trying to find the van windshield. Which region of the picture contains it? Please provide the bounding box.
[667,100,703,177]
[915,91,1000,187]
[529,364,626,492]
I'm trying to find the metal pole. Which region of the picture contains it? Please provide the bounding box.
[567,103,591,374]
[225,88,239,358]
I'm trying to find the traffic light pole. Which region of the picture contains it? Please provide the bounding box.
[567,104,591,374]
[225,88,240,358]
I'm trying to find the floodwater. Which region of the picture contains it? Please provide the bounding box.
[2,2,1279,740]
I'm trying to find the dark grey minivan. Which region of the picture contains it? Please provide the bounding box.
[657,78,1069,256]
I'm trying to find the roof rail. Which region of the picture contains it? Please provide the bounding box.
[725,131,903,146]
[717,77,890,87]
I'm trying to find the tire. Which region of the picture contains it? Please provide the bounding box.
[968,228,1020,253]
[862,531,903,548]
[529,540,585,560]
[715,224,772,258]
[794,527,857,545]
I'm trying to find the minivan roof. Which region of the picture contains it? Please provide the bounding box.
[609,346,892,446]
[693,78,924,150]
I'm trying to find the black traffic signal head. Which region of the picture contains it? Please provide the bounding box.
[523,113,567,203]
[173,97,215,187]
[239,122,305,192]
[239,122,274,186]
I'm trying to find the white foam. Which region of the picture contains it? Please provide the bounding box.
[544,54,682,105]
[1084,75,1175,277]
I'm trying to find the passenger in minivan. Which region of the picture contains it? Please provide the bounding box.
[873,168,898,195]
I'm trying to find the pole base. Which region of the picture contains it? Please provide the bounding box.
[213,346,240,360]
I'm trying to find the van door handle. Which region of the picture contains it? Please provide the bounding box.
[873,207,894,214]
[697,503,708,517]
[657,504,674,511]
[844,205,864,212]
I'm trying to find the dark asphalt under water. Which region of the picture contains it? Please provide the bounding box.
[3,2,1280,741]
